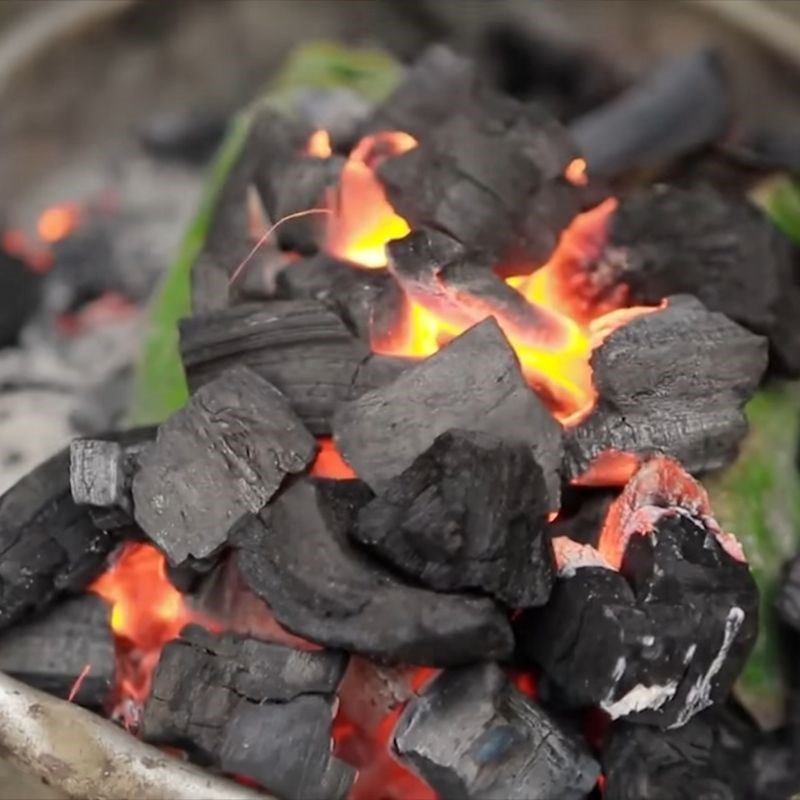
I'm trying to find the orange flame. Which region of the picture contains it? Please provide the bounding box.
[324,131,417,268]
[571,449,641,487]
[37,202,81,243]
[565,157,588,186]
[89,543,217,714]
[311,437,356,479]
[307,129,333,158]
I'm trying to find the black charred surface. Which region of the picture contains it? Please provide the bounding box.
[274,254,398,342]
[333,318,563,509]
[393,663,600,800]
[565,296,768,480]
[254,154,344,255]
[589,185,800,374]
[353,429,555,607]
[70,430,153,530]
[549,486,615,546]
[180,299,408,434]
[0,247,41,347]
[0,593,113,708]
[377,89,581,266]
[0,445,118,631]
[220,697,355,800]
[362,45,475,141]
[602,711,749,800]
[518,514,758,728]
[132,365,315,565]
[569,49,730,177]
[142,624,351,800]
[232,478,513,665]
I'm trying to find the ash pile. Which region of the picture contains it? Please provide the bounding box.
[2,41,800,800]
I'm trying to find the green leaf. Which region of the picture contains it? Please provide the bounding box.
[129,42,401,425]
[752,176,800,245]
[705,382,800,728]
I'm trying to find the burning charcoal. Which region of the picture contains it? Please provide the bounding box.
[232,478,514,664]
[518,459,758,729]
[549,486,616,546]
[353,429,555,607]
[565,296,768,480]
[393,663,600,800]
[776,554,800,632]
[293,87,371,152]
[274,253,397,341]
[570,49,730,177]
[0,444,119,631]
[602,713,743,800]
[142,625,352,800]
[0,247,41,347]
[180,299,409,434]
[377,89,582,266]
[588,185,800,374]
[387,228,572,352]
[220,698,354,800]
[70,430,153,530]
[132,365,315,565]
[362,45,475,140]
[0,594,113,708]
[333,317,563,508]
[254,154,344,255]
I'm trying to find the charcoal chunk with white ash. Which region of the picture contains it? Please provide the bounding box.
[377,88,582,266]
[564,295,768,481]
[180,299,408,434]
[333,317,563,509]
[353,429,555,607]
[584,184,800,374]
[393,663,600,800]
[517,504,757,728]
[0,445,119,630]
[142,624,352,800]
[132,365,316,565]
[0,593,113,708]
[232,478,514,665]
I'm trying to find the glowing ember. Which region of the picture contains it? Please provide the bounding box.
[37,202,81,243]
[324,131,417,268]
[89,543,216,721]
[307,129,333,158]
[565,157,589,186]
[596,456,746,570]
[572,449,641,487]
[311,437,356,479]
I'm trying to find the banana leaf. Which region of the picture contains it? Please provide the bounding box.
[129,42,401,425]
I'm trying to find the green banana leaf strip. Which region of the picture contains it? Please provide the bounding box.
[129,42,400,425]
[706,382,800,727]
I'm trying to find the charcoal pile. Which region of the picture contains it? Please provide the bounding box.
[3,41,800,800]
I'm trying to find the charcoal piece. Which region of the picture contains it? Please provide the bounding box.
[139,109,228,164]
[274,253,397,341]
[254,154,344,255]
[602,714,741,800]
[393,663,599,800]
[190,108,308,312]
[569,49,730,177]
[220,697,355,800]
[549,486,615,546]
[776,555,800,632]
[362,45,475,140]
[0,247,41,347]
[0,445,118,631]
[0,594,113,708]
[387,229,570,353]
[293,87,371,152]
[333,317,563,508]
[142,625,350,798]
[232,478,513,665]
[132,365,315,565]
[354,429,554,607]
[164,553,219,594]
[377,89,581,266]
[590,185,800,374]
[180,299,408,434]
[565,296,767,480]
[70,430,153,530]
[518,515,758,729]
